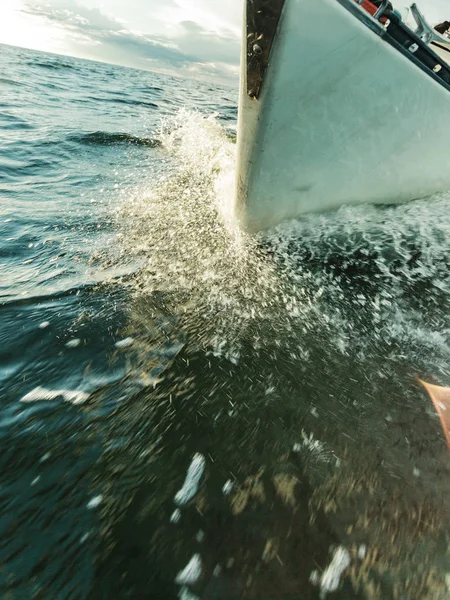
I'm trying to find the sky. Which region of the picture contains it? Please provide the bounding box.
[0,0,243,82]
[0,0,448,82]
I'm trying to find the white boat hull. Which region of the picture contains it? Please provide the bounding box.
[235,0,450,231]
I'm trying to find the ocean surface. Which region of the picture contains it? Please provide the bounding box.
[1,42,450,599]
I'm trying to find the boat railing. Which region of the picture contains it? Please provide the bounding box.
[373,0,391,20]
[354,0,397,25]
[409,3,450,50]
[346,0,450,92]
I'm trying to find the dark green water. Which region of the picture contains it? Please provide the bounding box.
[1,42,450,599]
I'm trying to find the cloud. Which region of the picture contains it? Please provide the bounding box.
[178,20,240,64]
[22,2,117,30]
[21,0,240,81]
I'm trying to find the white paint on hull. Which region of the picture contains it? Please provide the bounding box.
[235,0,450,231]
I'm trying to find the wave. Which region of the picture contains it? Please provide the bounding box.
[67,131,162,148]
[0,77,27,88]
[0,281,98,309]
[139,86,163,93]
[1,113,34,130]
[28,60,77,71]
[86,95,159,109]
[106,97,159,109]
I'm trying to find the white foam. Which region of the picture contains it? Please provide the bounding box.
[174,453,205,505]
[21,386,89,405]
[178,586,199,600]
[309,570,320,586]
[175,554,202,585]
[65,338,81,348]
[445,573,450,591]
[87,495,103,509]
[295,430,334,464]
[222,480,233,495]
[170,509,181,523]
[319,546,351,598]
[114,110,315,364]
[115,337,134,348]
[196,530,205,542]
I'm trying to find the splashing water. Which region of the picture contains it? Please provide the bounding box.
[115,110,317,362]
[3,42,450,598]
[116,110,450,378]
[103,110,450,599]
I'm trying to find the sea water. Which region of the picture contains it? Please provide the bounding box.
[1,43,450,599]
